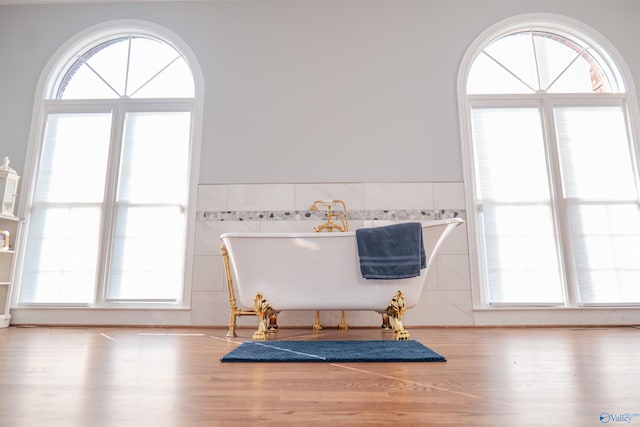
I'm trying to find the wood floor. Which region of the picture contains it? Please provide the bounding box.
[1,325,639,426]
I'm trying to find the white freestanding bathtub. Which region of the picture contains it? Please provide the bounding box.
[220,218,463,340]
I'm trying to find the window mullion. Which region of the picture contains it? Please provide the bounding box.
[530,31,542,91]
[94,103,126,306]
[541,97,576,306]
[124,36,132,97]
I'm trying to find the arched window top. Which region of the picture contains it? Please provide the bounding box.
[467,26,624,94]
[49,32,194,100]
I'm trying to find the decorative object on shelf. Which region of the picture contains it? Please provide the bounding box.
[0,157,20,216]
[0,230,9,251]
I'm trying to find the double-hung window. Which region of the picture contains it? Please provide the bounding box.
[460,20,640,307]
[17,28,198,308]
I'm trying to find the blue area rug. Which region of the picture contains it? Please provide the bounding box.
[220,340,446,362]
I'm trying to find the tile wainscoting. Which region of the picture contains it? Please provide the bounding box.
[191,182,473,327]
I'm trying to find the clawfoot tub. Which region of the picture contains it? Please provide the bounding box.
[220,218,463,340]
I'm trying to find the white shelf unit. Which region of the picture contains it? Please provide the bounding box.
[0,213,20,327]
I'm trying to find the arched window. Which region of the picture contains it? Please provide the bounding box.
[459,16,640,307]
[17,22,201,308]
[53,35,194,100]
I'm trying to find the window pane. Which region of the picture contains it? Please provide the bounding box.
[107,206,185,301]
[18,112,111,304]
[471,107,564,304]
[84,38,130,96]
[59,65,120,99]
[482,205,564,304]
[36,113,111,202]
[555,106,637,200]
[117,112,191,204]
[544,50,606,93]
[127,38,194,98]
[533,33,598,93]
[59,37,129,99]
[19,206,102,304]
[569,204,640,304]
[472,108,551,202]
[468,53,536,94]
[130,59,195,99]
[483,33,538,91]
[107,111,191,301]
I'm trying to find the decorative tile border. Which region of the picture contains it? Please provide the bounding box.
[199,209,465,222]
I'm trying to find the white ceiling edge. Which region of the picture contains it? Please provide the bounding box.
[0,0,238,5]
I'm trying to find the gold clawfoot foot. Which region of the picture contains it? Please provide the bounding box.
[380,312,393,331]
[268,313,278,331]
[385,290,410,341]
[252,293,276,341]
[312,310,323,330]
[252,331,268,340]
[395,329,410,340]
[227,309,238,337]
[338,310,348,330]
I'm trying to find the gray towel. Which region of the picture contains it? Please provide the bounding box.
[355,222,426,280]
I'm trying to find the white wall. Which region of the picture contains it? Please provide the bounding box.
[3,0,640,183]
[3,0,640,326]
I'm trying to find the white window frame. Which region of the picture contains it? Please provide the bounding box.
[11,20,204,324]
[458,14,640,312]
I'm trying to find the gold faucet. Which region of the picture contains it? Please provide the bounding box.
[309,199,349,232]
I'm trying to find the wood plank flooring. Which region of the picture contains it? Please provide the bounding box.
[1,325,639,426]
